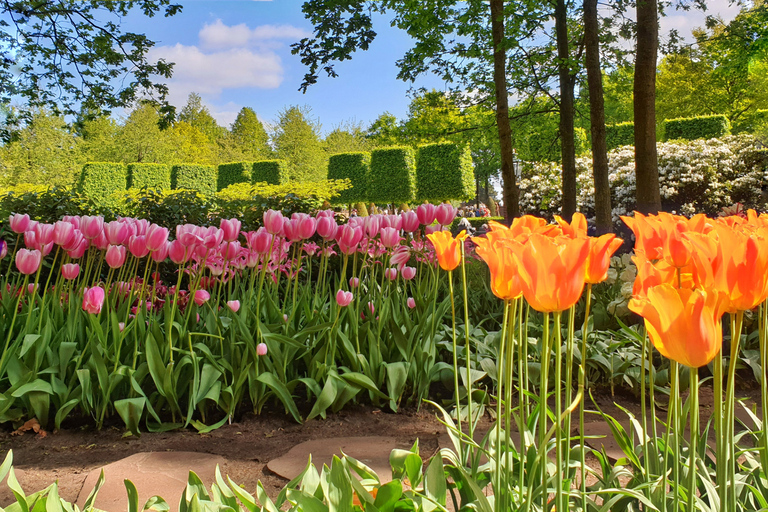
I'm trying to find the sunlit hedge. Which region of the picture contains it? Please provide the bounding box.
[327,152,370,204]
[127,163,171,190]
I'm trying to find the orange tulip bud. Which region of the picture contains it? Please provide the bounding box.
[426,230,466,271]
[585,234,624,284]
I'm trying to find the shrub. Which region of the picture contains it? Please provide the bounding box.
[327,152,370,204]
[119,188,213,228]
[170,164,217,195]
[416,143,475,202]
[217,162,252,191]
[127,163,171,190]
[369,147,416,204]
[77,162,127,205]
[0,185,92,230]
[252,160,289,185]
[449,216,505,230]
[606,122,635,150]
[664,115,731,141]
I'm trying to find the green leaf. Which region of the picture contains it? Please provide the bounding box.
[372,481,402,512]
[256,373,302,423]
[114,398,146,437]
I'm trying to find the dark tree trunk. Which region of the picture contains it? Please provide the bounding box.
[490,0,519,220]
[555,0,577,221]
[584,0,613,233]
[634,0,661,214]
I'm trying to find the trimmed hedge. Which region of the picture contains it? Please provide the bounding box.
[171,164,217,195]
[327,152,370,204]
[252,160,289,185]
[450,216,505,230]
[416,143,475,202]
[606,122,634,150]
[217,162,252,191]
[78,162,127,204]
[127,163,170,190]
[369,147,416,204]
[664,115,730,141]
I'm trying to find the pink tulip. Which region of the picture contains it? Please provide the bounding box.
[303,242,319,256]
[62,215,80,229]
[264,210,284,235]
[283,314,289,323]
[250,228,274,254]
[104,221,129,246]
[145,224,169,252]
[82,286,105,314]
[227,300,240,312]
[118,322,125,332]
[390,246,411,267]
[295,214,317,239]
[9,214,30,234]
[194,289,210,306]
[401,211,419,232]
[92,231,110,251]
[134,219,150,236]
[383,214,403,231]
[15,249,41,274]
[364,216,381,239]
[385,268,398,280]
[202,227,223,250]
[349,277,359,288]
[105,245,127,269]
[67,238,89,259]
[282,219,302,242]
[23,230,37,249]
[407,297,416,309]
[380,227,401,248]
[435,203,458,226]
[168,240,188,264]
[41,242,54,257]
[62,230,85,251]
[417,204,436,226]
[220,218,242,242]
[316,209,335,218]
[128,235,149,258]
[425,225,441,235]
[401,266,416,280]
[27,283,37,295]
[151,241,170,263]
[225,241,241,260]
[256,342,268,356]
[52,221,75,247]
[80,216,104,239]
[316,216,338,240]
[61,263,80,280]
[34,223,55,246]
[177,224,202,247]
[337,224,364,255]
[336,289,353,307]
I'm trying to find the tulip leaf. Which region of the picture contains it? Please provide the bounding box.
[256,372,302,423]
[19,335,40,359]
[115,397,146,437]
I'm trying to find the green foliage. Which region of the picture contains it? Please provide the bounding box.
[177,93,226,142]
[120,188,213,227]
[170,164,217,195]
[126,163,170,190]
[272,105,327,182]
[369,147,416,204]
[416,143,475,202]
[733,109,768,135]
[606,122,635,150]
[228,107,271,161]
[78,162,127,205]
[217,162,252,191]
[252,160,289,185]
[0,185,92,224]
[449,216,505,230]
[664,115,731,141]
[327,152,370,204]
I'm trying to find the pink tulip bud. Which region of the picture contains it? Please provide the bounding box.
[349,277,359,288]
[67,238,89,259]
[283,314,289,323]
[227,300,240,312]
[296,214,317,239]
[401,266,416,280]
[282,219,302,242]
[256,342,268,356]
[225,241,241,260]
[417,204,436,226]
[385,268,398,280]
[146,224,169,252]
[80,216,104,239]
[316,216,338,240]
[151,241,170,263]
[41,242,54,257]
[35,223,55,246]
[383,214,403,231]
[53,221,75,247]
[390,246,411,267]
[435,203,458,226]
[92,230,109,251]
[168,240,188,264]
[61,263,80,280]
[220,218,242,242]
[407,297,416,309]
[9,213,30,234]
[336,224,364,255]
[379,227,401,248]
[364,216,381,239]
[176,224,201,247]
[105,245,127,269]
[264,210,285,235]
[15,248,41,275]
[119,322,125,332]
[104,221,128,246]
[401,211,419,233]
[128,235,149,258]
[23,230,37,249]
[62,230,85,251]
[248,228,273,254]
[194,289,210,306]
[82,286,105,314]
[336,289,354,307]
[27,283,37,295]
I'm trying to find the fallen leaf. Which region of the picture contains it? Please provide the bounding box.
[12,418,47,438]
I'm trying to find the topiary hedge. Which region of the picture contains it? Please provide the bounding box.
[127,163,171,190]
[78,162,127,204]
[171,164,217,195]
[369,147,416,204]
[327,152,370,204]
[606,122,635,150]
[252,160,288,185]
[450,216,505,230]
[217,162,252,191]
[664,115,730,141]
[416,143,475,202]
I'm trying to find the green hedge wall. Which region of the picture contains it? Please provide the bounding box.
[252,160,288,185]
[416,143,475,202]
[450,216,505,230]
[171,164,217,195]
[664,115,731,141]
[606,122,635,150]
[127,163,170,190]
[369,147,416,204]
[217,162,253,191]
[327,152,370,204]
[78,162,127,204]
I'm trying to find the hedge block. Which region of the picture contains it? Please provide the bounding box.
[171,164,217,195]
[606,122,635,150]
[127,163,170,190]
[416,143,475,202]
[369,147,416,204]
[664,115,730,141]
[252,160,289,185]
[327,152,370,204]
[217,162,252,191]
[78,162,127,204]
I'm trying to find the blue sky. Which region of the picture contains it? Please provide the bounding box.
[122,0,741,134]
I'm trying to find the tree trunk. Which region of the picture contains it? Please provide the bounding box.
[584,0,613,233]
[490,0,519,220]
[634,0,661,214]
[556,0,577,221]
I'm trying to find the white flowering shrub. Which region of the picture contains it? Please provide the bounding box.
[518,135,767,222]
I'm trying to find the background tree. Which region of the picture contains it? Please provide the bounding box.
[177,93,227,143]
[272,105,327,181]
[228,107,272,161]
[115,102,172,163]
[324,123,371,155]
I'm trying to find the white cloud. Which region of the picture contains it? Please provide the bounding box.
[199,19,309,49]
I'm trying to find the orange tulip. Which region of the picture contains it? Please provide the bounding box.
[585,234,624,284]
[711,223,768,312]
[554,212,588,239]
[628,284,726,368]
[514,234,590,312]
[475,238,524,300]
[631,254,679,299]
[657,214,693,269]
[426,230,467,271]
[622,212,663,260]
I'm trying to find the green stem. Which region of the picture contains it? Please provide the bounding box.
[539,310,551,507]
[580,283,592,512]
[460,243,473,445]
[688,367,699,512]
[495,300,510,510]
[448,270,464,462]
[553,310,564,512]
[0,275,29,379]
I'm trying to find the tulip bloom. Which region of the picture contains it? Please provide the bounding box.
[105,245,127,269]
[554,212,588,239]
[407,297,416,309]
[104,221,129,246]
[146,224,170,252]
[194,290,210,306]
[9,213,30,234]
[435,203,457,227]
[82,286,106,315]
[264,210,285,235]
[426,230,466,271]
[585,234,624,284]
[61,263,80,280]
[256,342,268,356]
[317,216,338,241]
[417,203,437,226]
[80,216,104,240]
[35,223,55,246]
[401,211,419,233]
[16,249,41,275]
[0,240,6,259]
[628,284,726,368]
[220,218,242,242]
[128,235,149,258]
[336,289,354,307]
[380,227,401,248]
[401,266,416,280]
[385,268,398,280]
[475,238,524,301]
[337,224,364,255]
[349,277,359,288]
[227,300,241,312]
[53,221,75,247]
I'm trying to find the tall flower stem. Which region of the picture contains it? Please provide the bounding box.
[580,283,593,512]
[553,311,564,512]
[460,243,473,446]
[670,361,680,512]
[760,302,768,471]
[688,367,699,512]
[539,310,551,507]
[448,269,464,462]
[494,300,510,511]
[725,310,744,512]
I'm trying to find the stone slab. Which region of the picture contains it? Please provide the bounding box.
[76,452,224,512]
